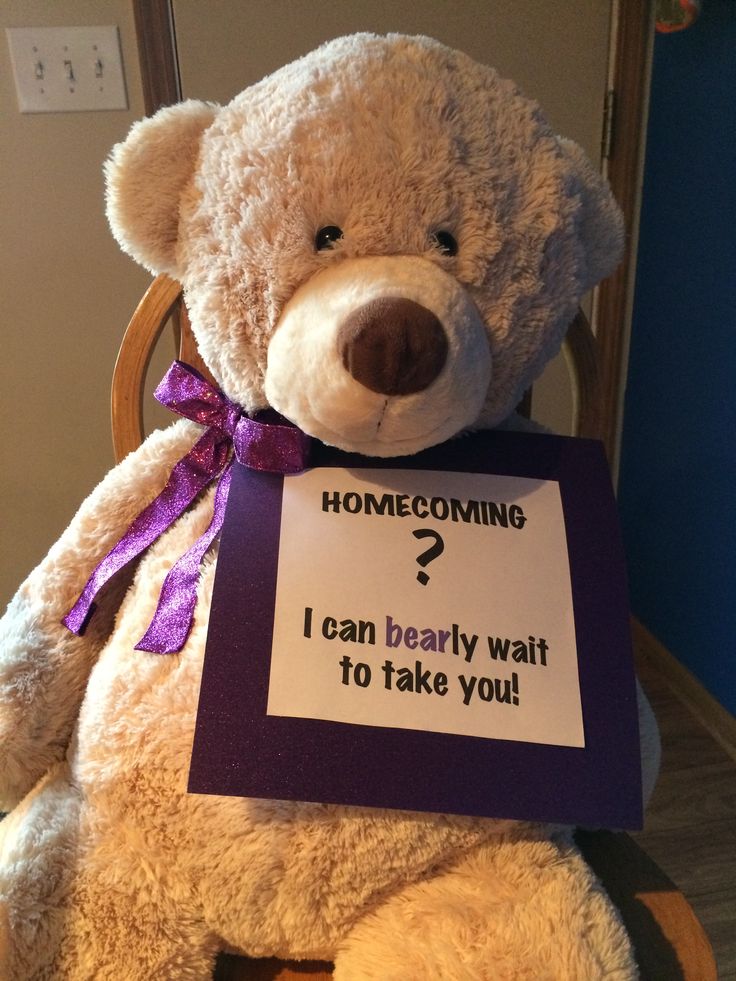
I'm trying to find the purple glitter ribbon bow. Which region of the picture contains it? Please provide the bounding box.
[63,361,311,653]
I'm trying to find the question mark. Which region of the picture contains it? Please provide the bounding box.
[412,529,445,585]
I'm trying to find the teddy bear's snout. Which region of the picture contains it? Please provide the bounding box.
[337,297,448,396]
[265,255,491,456]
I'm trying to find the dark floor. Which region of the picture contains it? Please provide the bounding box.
[634,657,736,980]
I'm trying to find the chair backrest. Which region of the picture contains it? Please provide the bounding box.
[111,274,603,462]
[111,275,212,462]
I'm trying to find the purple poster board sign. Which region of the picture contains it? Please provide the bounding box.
[189,430,642,830]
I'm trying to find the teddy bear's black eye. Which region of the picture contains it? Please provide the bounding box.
[315,225,344,251]
[431,230,458,256]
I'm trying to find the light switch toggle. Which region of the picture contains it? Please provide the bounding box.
[5,25,127,112]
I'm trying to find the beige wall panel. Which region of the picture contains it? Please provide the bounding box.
[0,0,151,606]
[173,0,611,160]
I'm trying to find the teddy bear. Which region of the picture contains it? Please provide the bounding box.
[0,33,660,980]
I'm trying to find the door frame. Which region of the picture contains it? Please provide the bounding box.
[597,0,653,465]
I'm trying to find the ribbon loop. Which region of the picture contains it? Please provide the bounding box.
[233,416,313,473]
[154,361,233,432]
[64,361,311,653]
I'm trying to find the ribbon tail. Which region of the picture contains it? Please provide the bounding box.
[63,429,226,636]
[135,462,233,654]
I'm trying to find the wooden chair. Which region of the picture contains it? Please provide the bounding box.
[112,275,717,981]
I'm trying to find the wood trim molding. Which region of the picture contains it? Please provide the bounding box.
[632,617,736,763]
[597,0,654,463]
[131,0,181,115]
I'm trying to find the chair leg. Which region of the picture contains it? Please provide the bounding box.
[576,830,717,981]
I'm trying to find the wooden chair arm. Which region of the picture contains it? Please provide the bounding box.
[112,282,603,463]
[517,307,602,439]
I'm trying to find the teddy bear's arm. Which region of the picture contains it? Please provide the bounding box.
[0,418,202,811]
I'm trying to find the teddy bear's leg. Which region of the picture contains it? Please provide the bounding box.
[0,763,82,980]
[333,831,637,981]
[46,837,219,979]
[0,419,201,811]
[0,761,218,981]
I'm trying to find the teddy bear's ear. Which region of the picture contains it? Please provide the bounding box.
[105,100,218,275]
[558,138,625,293]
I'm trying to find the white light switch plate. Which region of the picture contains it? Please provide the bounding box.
[6,25,128,113]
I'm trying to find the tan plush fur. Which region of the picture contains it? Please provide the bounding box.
[0,35,655,980]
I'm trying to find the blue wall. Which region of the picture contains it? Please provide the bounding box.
[618,1,736,714]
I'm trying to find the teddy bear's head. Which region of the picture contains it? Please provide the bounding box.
[106,33,622,457]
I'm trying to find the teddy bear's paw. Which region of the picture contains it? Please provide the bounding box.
[9,888,219,981]
[333,835,638,981]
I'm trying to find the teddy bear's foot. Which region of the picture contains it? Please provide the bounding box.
[333,831,637,981]
[0,764,218,980]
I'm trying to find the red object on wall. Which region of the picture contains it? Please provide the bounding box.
[656,0,701,33]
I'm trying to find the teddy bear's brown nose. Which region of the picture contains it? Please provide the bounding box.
[337,298,448,396]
